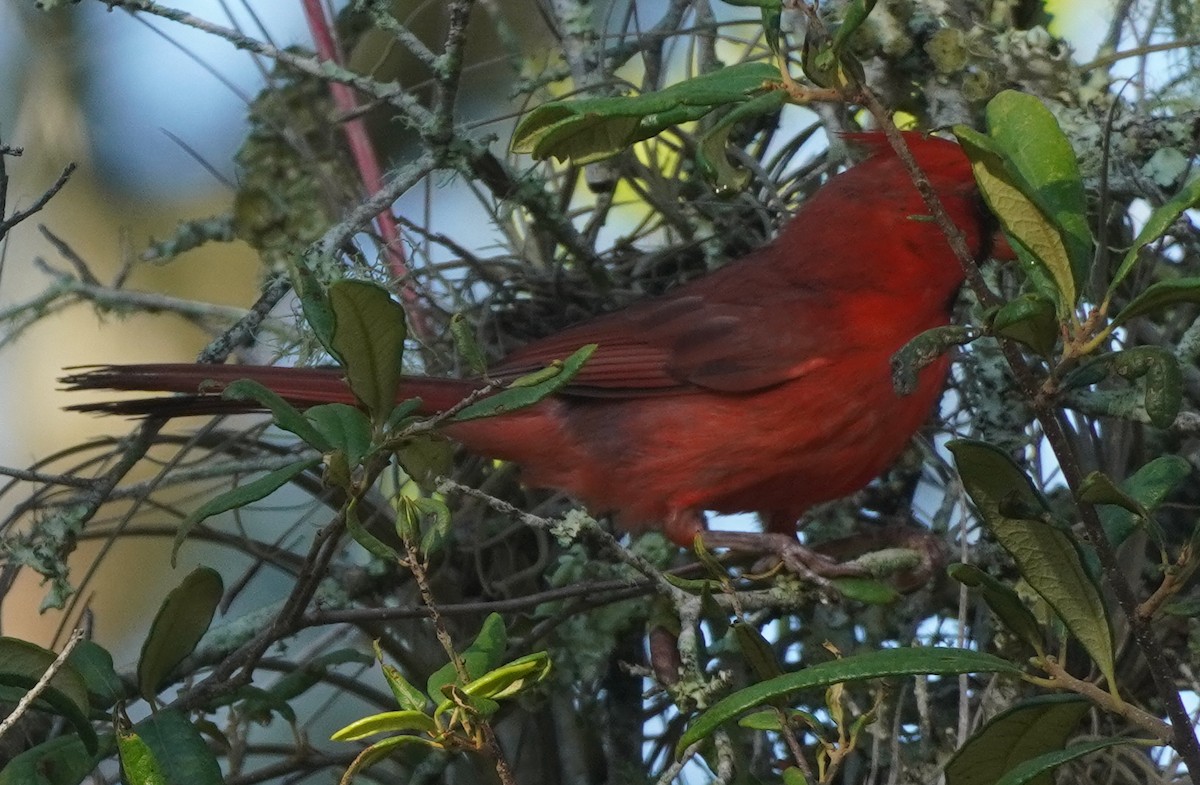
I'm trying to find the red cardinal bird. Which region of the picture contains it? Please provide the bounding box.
[64,133,996,575]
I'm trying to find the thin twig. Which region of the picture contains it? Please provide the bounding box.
[0,164,76,237]
[0,628,85,743]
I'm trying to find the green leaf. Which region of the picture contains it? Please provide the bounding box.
[1079,472,1145,516]
[831,577,900,605]
[432,651,552,717]
[891,325,975,395]
[340,733,441,783]
[1111,277,1200,328]
[947,563,1044,655]
[415,496,453,556]
[994,737,1137,785]
[117,728,168,785]
[695,91,786,191]
[230,685,297,724]
[329,280,407,423]
[738,709,784,731]
[395,435,455,494]
[444,683,501,719]
[172,458,321,565]
[449,312,488,376]
[0,638,97,755]
[240,648,373,722]
[305,403,373,467]
[385,397,424,432]
[1109,174,1200,293]
[831,0,878,51]
[991,294,1058,357]
[954,126,1076,314]
[947,440,1116,691]
[375,641,427,711]
[511,62,782,165]
[128,708,224,785]
[426,612,507,701]
[1096,456,1191,548]
[983,91,1092,298]
[734,621,784,681]
[294,265,336,355]
[0,735,106,785]
[138,567,223,700]
[330,709,438,742]
[221,379,331,451]
[452,344,597,421]
[66,639,124,710]
[1064,347,1182,429]
[676,647,1020,756]
[346,498,402,562]
[782,767,811,785]
[944,694,1090,785]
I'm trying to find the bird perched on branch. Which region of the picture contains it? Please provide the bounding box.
[63,133,999,577]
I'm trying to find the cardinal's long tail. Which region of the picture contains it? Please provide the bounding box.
[60,364,480,419]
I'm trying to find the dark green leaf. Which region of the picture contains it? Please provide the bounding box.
[305,403,373,466]
[994,737,1137,785]
[676,647,1020,756]
[1079,472,1145,516]
[947,563,1044,655]
[944,694,1090,785]
[346,498,402,562]
[294,266,335,356]
[66,639,124,710]
[242,648,373,721]
[948,440,1116,690]
[891,325,974,395]
[385,397,424,432]
[1064,347,1182,429]
[1097,456,1191,547]
[452,344,597,421]
[395,435,455,493]
[172,458,321,565]
[991,294,1059,357]
[221,378,332,450]
[1111,277,1200,328]
[130,708,224,785]
[138,567,223,700]
[230,685,297,724]
[0,638,96,754]
[329,280,407,423]
[734,621,784,681]
[1109,174,1200,293]
[0,735,106,785]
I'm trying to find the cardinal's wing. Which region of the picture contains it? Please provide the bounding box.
[490,292,833,397]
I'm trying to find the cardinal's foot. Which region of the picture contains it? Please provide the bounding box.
[694,530,867,586]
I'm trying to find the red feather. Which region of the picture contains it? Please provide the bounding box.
[63,133,992,547]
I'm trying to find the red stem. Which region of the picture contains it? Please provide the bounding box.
[301,0,430,340]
